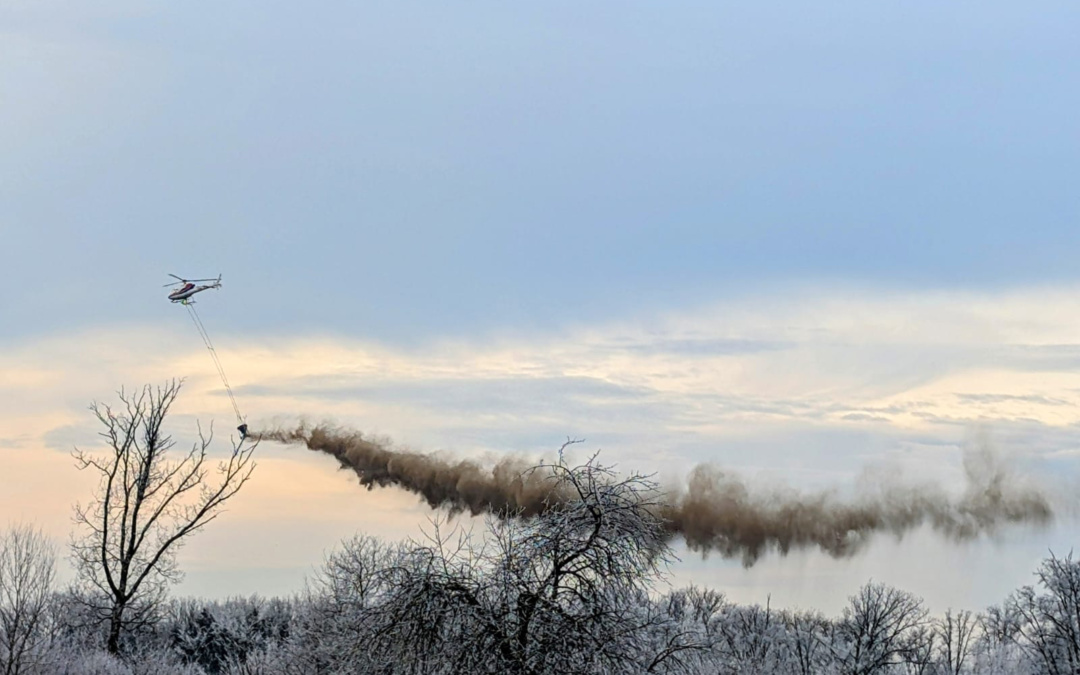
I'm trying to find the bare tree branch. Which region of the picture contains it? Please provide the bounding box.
[70,380,257,655]
[0,524,56,675]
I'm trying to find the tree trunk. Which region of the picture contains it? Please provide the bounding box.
[107,602,125,655]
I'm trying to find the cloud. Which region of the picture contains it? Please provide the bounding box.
[955,393,1070,406]
[3,285,1080,604]
[621,337,794,356]
[841,413,890,423]
[42,424,102,454]
[0,435,31,450]
[9,287,1080,468]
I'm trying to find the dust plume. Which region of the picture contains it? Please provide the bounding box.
[259,425,564,517]
[662,447,1053,564]
[259,425,1055,566]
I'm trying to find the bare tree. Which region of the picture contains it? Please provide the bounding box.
[643,587,725,674]
[315,534,399,613]
[831,581,931,675]
[1005,551,1080,675]
[300,534,406,672]
[714,600,784,673]
[313,449,681,674]
[901,625,935,675]
[479,450,676,674]
[0,524,56,675]
[935,608,977,675]
[71,381,256,655]
[781,609,832,675]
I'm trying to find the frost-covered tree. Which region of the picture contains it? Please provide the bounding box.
[0,524,56,675]
[972,601,1031,674]
[279,451,691,674]
[169,597,292,674]
[640,587,725,673]
[1002,551,1080,675]
[831,581,931,675]
[471,452,676,674]
[713,601,787,673]
[781,609,833,675]
[933,608,978,675]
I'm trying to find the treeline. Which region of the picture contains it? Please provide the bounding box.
[1,455,1078,674]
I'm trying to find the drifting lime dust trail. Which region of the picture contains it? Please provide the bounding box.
[260,424,1054,566]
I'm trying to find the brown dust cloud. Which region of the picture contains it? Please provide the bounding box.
[258,425,1055,566]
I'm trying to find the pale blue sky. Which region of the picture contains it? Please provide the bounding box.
[4,1,1080,342]
[4,2,1080,611]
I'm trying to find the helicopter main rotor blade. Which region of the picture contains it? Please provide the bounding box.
[165,274,220,286]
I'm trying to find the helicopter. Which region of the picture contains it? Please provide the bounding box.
[164,273,248,440]
[164,274,222,304]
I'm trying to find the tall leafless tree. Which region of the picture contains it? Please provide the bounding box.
[1005,550,1080,675]
[714,600,783,672]
[831,581,931,675]
[71,381,256,655]
[935,608,977,675]
[782,609,831,675]
[0,524,56,675]
[476,450,678,674]
[311,448,686,674]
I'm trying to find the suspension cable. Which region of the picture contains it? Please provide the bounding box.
[186,303,243,425]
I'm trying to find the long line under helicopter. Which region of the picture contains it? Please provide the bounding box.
[164,274,248,440]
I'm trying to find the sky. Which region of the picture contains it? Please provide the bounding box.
[3,1,1080,615]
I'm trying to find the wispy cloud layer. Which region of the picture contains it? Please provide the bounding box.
[2,286,1079,610]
